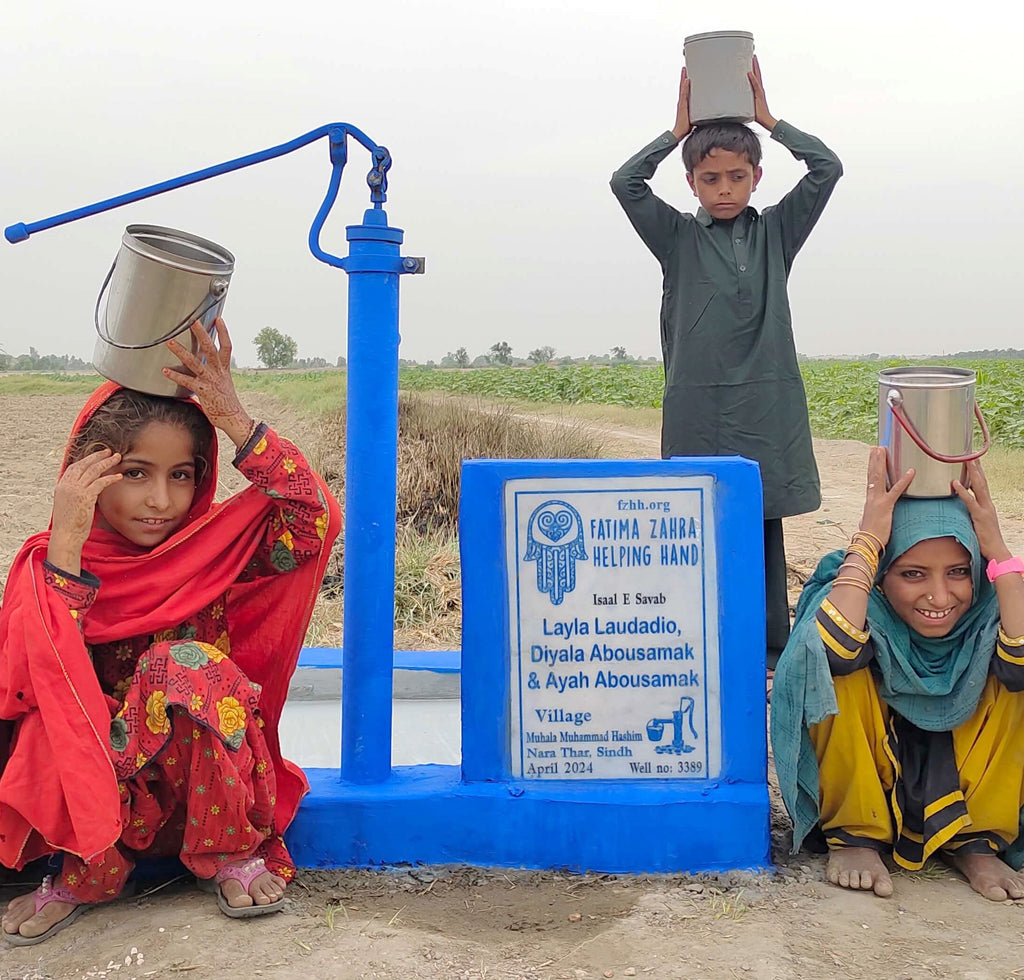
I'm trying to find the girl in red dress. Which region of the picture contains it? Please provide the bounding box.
[0,320,341,944]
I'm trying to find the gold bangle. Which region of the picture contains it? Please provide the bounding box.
[834,576,872,594]
[845,542,878,566]
[844,546,878,578]
[839,559,873,582]
[852,529,885,557]
[839,561,872,585]
[849,534,881,558]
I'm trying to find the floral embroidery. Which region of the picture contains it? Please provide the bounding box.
[170,641,210,670]
[112,676,132,704]
[190,693,204,712]
[252,435,268,456]
[145,690,170,735]
[109,717,129,753]
[216,696,246,748]
[282,457,297,474]
[270,540,297,573]
[210,632,230,659]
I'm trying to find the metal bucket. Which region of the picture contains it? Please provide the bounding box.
[878,367,990,498]
[683,30,755,125]
[92,225,234,397]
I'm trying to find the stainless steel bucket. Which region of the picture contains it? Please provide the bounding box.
[683,30,755,125]
[878,367,990,498]
[92,225,234,397]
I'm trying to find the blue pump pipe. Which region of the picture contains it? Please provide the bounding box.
[5,123,423,785]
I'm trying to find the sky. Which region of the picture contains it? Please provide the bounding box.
[1,0,1021,367]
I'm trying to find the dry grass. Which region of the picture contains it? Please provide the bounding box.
[303,392,601,647]
[396,393,602,535]
[393,526,461,649]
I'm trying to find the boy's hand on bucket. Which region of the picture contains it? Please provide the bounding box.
[859,446,914,549]
[164,319,254,448]
[747,56,778,133]
[672,67,692,141]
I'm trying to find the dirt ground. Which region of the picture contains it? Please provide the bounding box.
[2,393,1024,980]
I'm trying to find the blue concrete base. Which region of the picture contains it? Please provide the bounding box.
[287,765,770,874]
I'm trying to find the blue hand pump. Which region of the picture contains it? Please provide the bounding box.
[5,123,424,785]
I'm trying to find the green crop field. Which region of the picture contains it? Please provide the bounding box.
[3,358,1022,448]
[398,360,1024,448]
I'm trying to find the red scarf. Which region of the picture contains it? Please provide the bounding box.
[0,382,342,866]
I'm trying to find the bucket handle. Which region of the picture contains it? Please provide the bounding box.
[886,389,991,464]
[93,258,229,351]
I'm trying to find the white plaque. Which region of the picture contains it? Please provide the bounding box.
[506,476,720,780]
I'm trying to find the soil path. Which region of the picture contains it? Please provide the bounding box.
[2,395,1024,980]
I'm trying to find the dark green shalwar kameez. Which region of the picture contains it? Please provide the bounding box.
[610,121,842,661]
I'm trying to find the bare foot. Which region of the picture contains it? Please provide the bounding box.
[218,869,287,909]
[826,847,893,898]
[2,890,76,939]
[949,851,1024,902]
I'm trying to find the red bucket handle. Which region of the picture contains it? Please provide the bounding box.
[886,391,991,464]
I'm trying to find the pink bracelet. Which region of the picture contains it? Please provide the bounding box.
[986,556,1024,582]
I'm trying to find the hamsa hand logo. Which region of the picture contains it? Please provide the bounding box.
[524,500,587,605]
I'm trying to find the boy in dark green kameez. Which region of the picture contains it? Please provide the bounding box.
[610,58,842,668]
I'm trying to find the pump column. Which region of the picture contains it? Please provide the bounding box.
[340,207,405,784]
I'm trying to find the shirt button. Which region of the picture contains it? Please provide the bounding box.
[735,238,742,244]
[739,265,746,272]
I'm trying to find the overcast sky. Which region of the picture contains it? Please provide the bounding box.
[1,1,1020,367]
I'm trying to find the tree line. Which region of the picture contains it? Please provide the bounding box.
[0,332,656,373]
[17,329,1010,373]
[0,348,92,372]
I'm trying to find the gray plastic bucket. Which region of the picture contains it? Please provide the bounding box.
[92,225,234,397]
[878,367,990,498]
[683,30,755,125]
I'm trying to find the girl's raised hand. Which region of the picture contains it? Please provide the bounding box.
[164,319,253,448]
[49,449,123,574]
[953,459,1011,562]
[859,446,914,548]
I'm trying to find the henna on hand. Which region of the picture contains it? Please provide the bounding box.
[163,319,252,447]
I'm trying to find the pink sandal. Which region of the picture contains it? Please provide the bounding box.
[3,875,88,947]
[198,857,285,918]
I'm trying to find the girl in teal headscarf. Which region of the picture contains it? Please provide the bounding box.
[771,449,1024,900]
